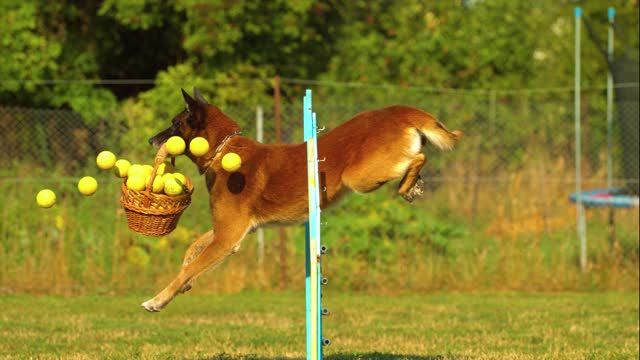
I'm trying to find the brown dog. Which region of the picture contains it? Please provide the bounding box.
[142,88,462,312]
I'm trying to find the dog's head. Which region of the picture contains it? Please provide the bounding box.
[148,87,211,149]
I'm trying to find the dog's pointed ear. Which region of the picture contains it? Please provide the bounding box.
[182,88,206,129]
[182,88,199,113]
[193,87,208,105]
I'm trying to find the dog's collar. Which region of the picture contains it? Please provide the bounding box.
[201,130,242,174]
[214,130,242,155]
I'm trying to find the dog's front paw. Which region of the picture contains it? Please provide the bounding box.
[141,298,166,313]
[401,178,424,203]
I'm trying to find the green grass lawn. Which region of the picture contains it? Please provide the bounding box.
[0,292,637,359]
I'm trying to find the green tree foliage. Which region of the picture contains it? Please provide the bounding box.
[0,0,637,148]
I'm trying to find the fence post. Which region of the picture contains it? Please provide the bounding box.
[256,105,264,266]
[575,7,587,273]
[274,76,288,288]
[606,7,615,189]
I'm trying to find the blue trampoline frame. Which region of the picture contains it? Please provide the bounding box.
[570,189,639,209]
[572,7,639,273]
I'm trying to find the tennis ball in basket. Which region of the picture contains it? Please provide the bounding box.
[151,175,165,193]
[113,159,131,178]
[156,163,170,176]
[128,164,144,177]
[172,172,187,185]
[189,137,210,156]
[142,164,154,177]
[77,176,98,196]
[36,189,56,208]
[126,174,146,191]
[166,136,186,156]
[221,152,241,172]
[96,151,117,170]
[164,177,184,196]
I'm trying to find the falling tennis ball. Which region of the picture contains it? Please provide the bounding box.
[165,136,186,156]
[151,175,165,193]
[189,137,210,157]
[36,189,56,208]
[126,174,146,191]
[96,151,117,170]
[164,177,183,196]
[77,176,98,196]
[113,159,131,178]
[221,152,241,172]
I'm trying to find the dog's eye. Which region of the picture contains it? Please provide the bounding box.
[187,114,197,128]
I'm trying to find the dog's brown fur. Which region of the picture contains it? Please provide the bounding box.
[141,88,462,312]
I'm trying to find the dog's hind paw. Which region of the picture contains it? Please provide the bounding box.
[141,299,165,313]
[178,282,192,294]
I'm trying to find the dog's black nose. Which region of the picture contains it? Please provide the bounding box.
[148,138,154,145]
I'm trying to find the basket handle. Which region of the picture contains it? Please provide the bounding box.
[143,144,169,201]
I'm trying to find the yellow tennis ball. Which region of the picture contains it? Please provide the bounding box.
[221,152,241,172]
[189,137,210,157]
[96,151,117,170]
[151,175,165,193]
[156,163,170,176]
[126,174,146,191]
[128,164,144,177]
[164,177,183,196]
[162,173,175,182]
[113,159,131,178]
[172,172,187,185]
[36,189,56,208]
[77,176,98,196]
[142,164,154,177]
[166,136,186,156]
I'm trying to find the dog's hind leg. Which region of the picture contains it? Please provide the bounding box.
[398,153,426,202]
[141,212,252,312]
[178,230,214,294]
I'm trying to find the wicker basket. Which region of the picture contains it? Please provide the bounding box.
[120,145,193,237]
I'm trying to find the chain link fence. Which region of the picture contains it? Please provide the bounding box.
[2,83,637,187]
[0,81,638,294]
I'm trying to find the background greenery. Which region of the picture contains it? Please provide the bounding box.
[0,0,638,296]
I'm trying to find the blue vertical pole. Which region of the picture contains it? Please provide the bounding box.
[304,91,314,359]
[304,89,322,359]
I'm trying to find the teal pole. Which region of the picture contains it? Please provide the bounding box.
[304,89,323,359]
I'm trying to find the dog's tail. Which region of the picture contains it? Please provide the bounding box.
[418,118,463,151]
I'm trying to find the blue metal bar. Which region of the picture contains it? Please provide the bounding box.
[304,89,323,360]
